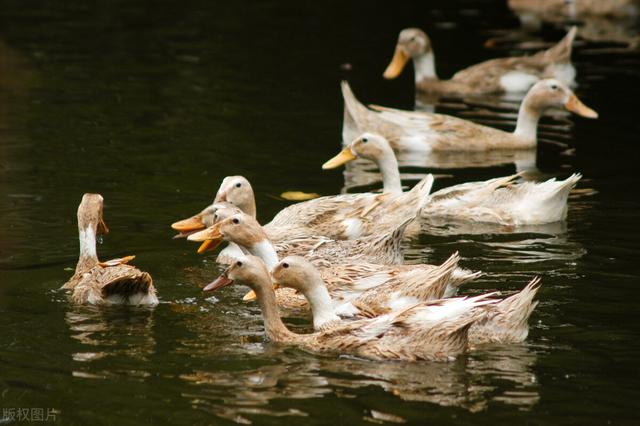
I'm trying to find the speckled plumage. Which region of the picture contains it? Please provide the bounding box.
[383,27,577,96]
[206,256,493,362]
[62,194,158,306]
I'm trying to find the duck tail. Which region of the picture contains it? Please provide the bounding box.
[537,173,582,211]
[341,80,369,118]
[542,26,577,64]
[424,251,461,299]
[411,174,435,213]
[483,277,542,343]
[102,271,157,303]
[445,267,482,298]
[368,215,415,264]
[341,81,370,143]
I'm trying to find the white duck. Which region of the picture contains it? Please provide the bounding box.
[342,79,597,152]
[324,133,582,226]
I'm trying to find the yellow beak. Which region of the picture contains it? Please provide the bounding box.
[171,215,205,232]
[242,282,280,302]
[187,224,224,254]
[564,94,598,119]
[322,147,357,170]
[383,47,410,80]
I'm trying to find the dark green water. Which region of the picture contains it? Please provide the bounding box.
[1,1,639,424]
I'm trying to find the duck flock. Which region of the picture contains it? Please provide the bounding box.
[62,24,600,362]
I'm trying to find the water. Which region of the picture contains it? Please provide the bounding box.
[1,0,639,424]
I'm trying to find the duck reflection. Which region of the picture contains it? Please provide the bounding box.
[64,305,156,374]
[178,342,541,420]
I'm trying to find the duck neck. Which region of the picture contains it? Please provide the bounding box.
[302,274,342,330]
[243,196,257,219]
[372,145,403,195]
[413,51,437,83]
[248,240,280,270]
[513,96,541,146]
[254,278,298,342]
[77,223,99,272]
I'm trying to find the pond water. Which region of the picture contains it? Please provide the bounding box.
[1,1,639,424]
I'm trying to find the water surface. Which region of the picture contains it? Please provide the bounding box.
[1,1,639,424]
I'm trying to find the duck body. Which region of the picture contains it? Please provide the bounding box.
[187,213,481,313]
[172,174,433,245]
[63,194,158,306]
[425,173,582,225]
[273,254,480,328]
[327,133,582,226]
[342,79,597,153]
[205,256,494,362]
[383,27,577,96]
[272,256,541,345]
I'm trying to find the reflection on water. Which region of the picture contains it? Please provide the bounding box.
[1,0,638,424]
[64,305,156,378]
[177,343,541,422]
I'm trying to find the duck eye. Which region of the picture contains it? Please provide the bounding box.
[362,137,368,143]
[232,218,240,224]
[550,84,558,90]
[282,262,289,269]
[235,183,242,188]
[236,261,243,267]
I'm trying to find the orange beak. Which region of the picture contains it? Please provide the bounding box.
[565,94,598,119]
[322,147,357,170]
[383,46,410,79]
[97,216,109,235]
[187,223,224,254]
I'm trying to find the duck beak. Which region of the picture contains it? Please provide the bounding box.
[203,270,234,292]
[242,282,279,302]
[215,191,227,203]
[322,147,357,169]
[242,289,257,301]
[98,216,109,235]
[565,94,598,119]
[187,224,224,254]
[171,214,205,238]
[383,46,409,79]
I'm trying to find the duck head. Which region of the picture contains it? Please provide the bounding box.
[322,133,393,169]
[214,176,257,217]
[187,212,267,254]
[203,255,269,293]
[526,79,598,118]
[383,28,432,80]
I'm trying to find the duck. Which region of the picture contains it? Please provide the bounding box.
[508,0,640,19]
[325,132,582,226]
[185,210,479,310]
[271,256,542,344]
[61,194,158,305]
[188,211,420,266]
[383,26,577,95]
[342,79,597,153]
[203,255,495,362]
[172,173,433,244]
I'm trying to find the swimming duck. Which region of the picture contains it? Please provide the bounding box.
[203,255,494,362]
[185,210,479,310]
[172,174,433,244]
[342,79,597,152]
[188,211,419,266]
[325,133,582,226]
[509,0,639,19]
[62,194,158,305]
[383,27,577,95]
[271,256,541,344]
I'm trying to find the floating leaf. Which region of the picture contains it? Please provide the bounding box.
[280,191,320,201]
